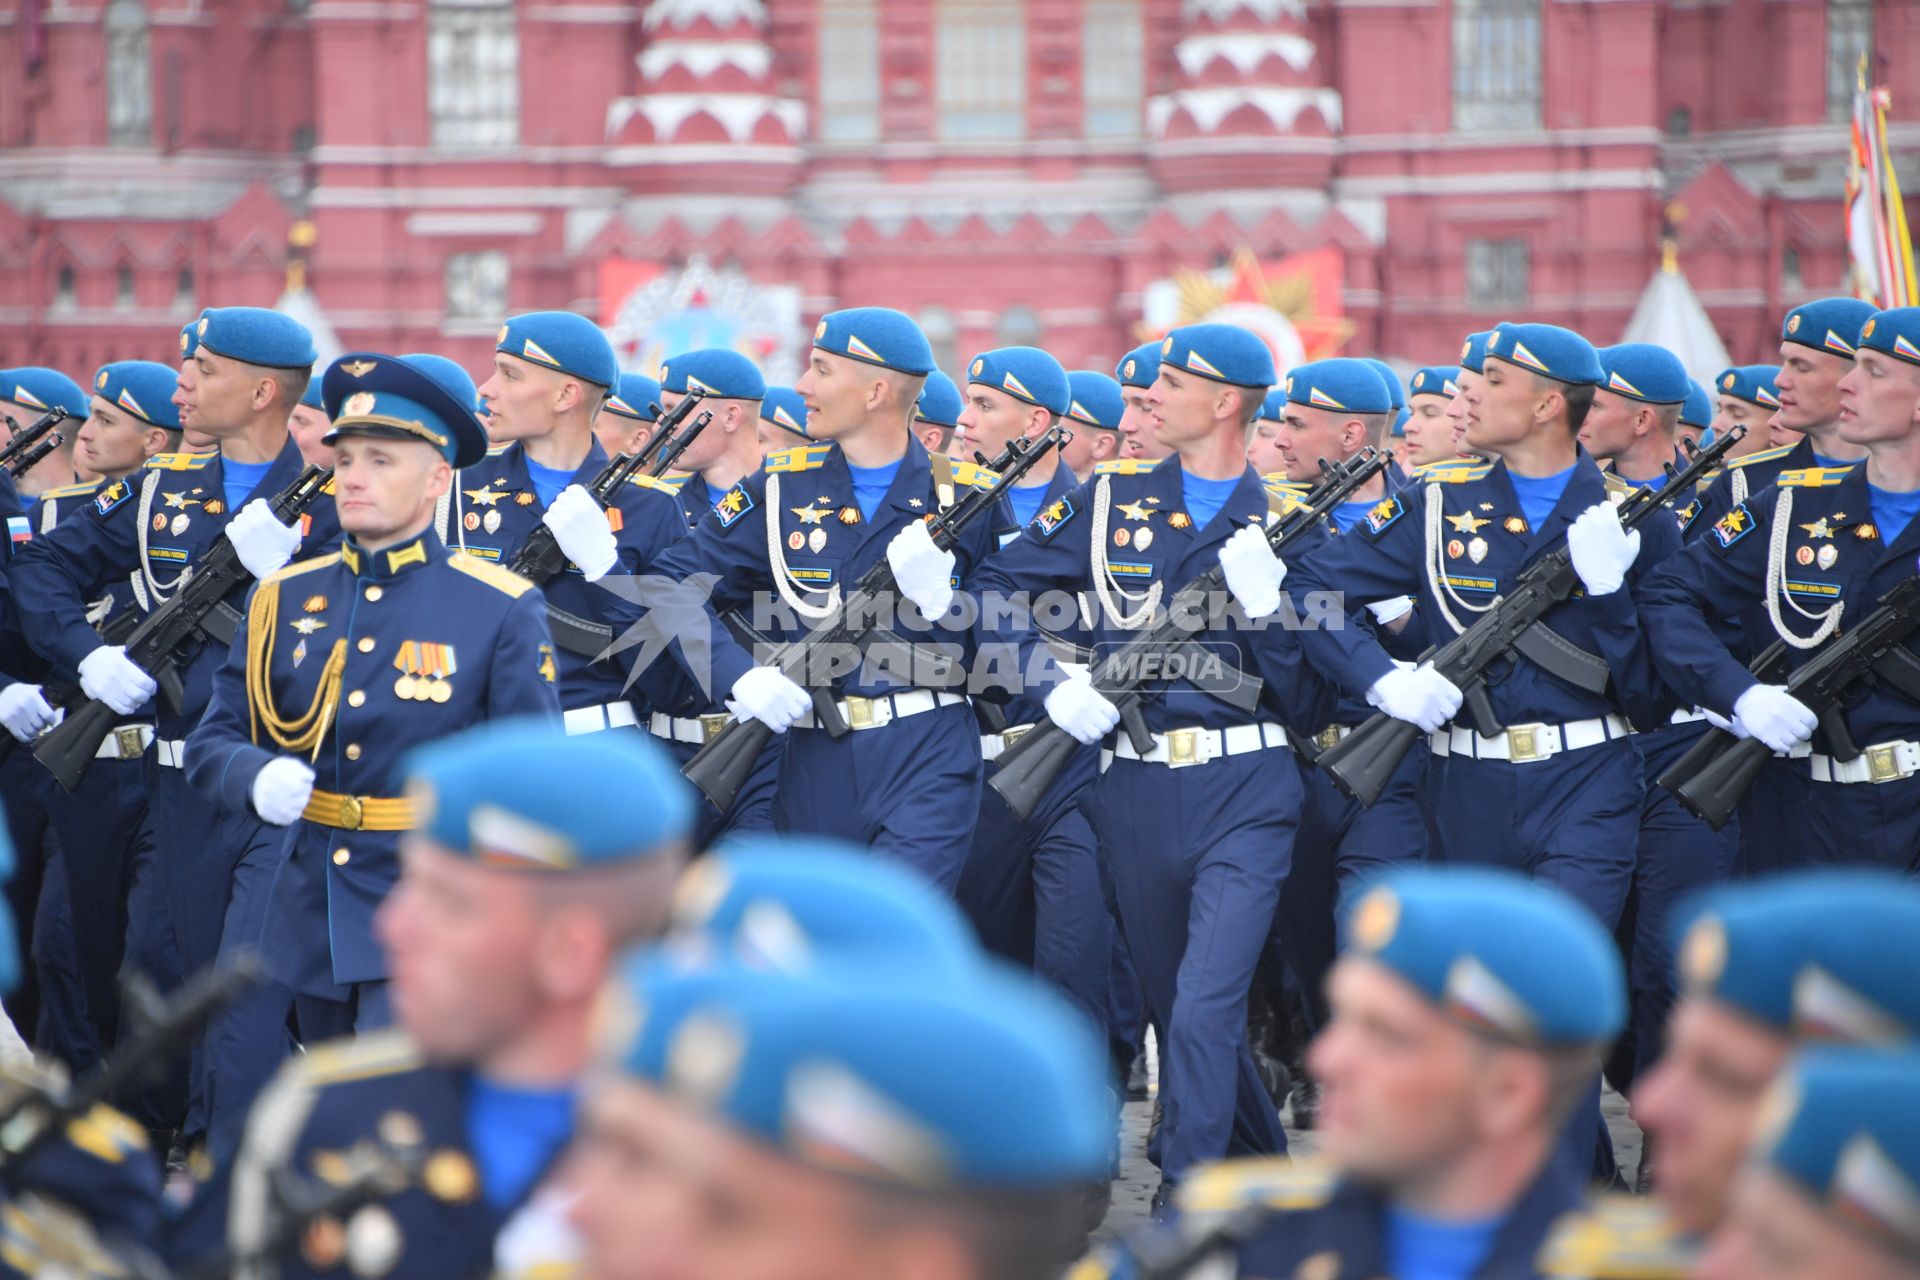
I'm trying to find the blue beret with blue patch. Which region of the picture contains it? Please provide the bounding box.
[1115,341,1161,390]
[321,351,490,467]
[967,346,1070,417]
[1065,371,1125,432]
[1284,357,1395,416]
[915,370,963,429]
[1344,867,1626,1047]
[404,718,693,870]
[1487,322,1604,387]
[1160,323,1276,390]
[1459,330,1496,374]
[1409,366,1462,400]
[400,352,481,416]
[0,367,89,419]
[1783,297,1878,358]
[1717,364,1783,410]
[1598,343,1691,404]
[661,348,766,401]
[759,386,810,440]
[1672,870,1920,1043]
[812,307,934,376]
[1751,1048,1920,1260]
[90,362,181,431]
[1359,357,1407,411]
[195,306,317,371]
[1857,307,1920,368]
[1681,378,1713,429]
[497,311,619,389]
[604,373,662,424]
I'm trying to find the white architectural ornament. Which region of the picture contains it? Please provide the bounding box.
[1183,0,1307,23]
[637,39,775,82]
[607,93,805,145]
[1148,86,1343,137]
[642,0,768,32]
[1174,32,1317,78]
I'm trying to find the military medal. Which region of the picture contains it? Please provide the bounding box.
[170,513,191,535]
[808,528,827,553]
[483,509,502,535]
[394,641,422,700]
[1114,527,1131,548]
[788,531,805,550]
[205,499,224,516]
[838,506,860,525]
[464,511,481,532]
[152,513,167,531]
[394,673,418,700]
[1134,527,1153,552]
[1504,517,1527,535]
[1796,545,1815,566]
[1858,524,1878,540]
[1168,512,1192,530]
[303,595,327,613]
[292,638,308,669]
[515,492,535,506]
[1468,537,1488,564]
[1447,539,1465,559]
[1818,545,1838,569]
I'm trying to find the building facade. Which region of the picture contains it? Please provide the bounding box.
[0,0,1914,383]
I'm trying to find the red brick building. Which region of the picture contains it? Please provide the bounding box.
[1,0,1914,384]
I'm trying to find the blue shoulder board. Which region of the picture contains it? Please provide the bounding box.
[950,460,1000,491]
[765,444,833,475]
[144,451,214,472]
[1094,458,1161,477]
[1778,465,1855,488]
[1725,443,1797,470]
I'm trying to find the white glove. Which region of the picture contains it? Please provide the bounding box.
[77,645,156,716]
[885,520,956,619]
[726,666,812,734]
[1565,502,1641,597]
[1217,525,1286,619]
[1044,671,1121,746]
[1732,685,1816,755]
[0,684,57,742]
[223,498,304,580]
[1365,664,1463,734]
[542,484,620,582]
[251,756,315,826]
[1366,595,1414,626]
[1700,706,1745,737]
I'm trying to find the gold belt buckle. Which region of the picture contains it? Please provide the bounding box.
[1314,726,1343,753]
[337,794,365,830]
[1506,724,1546,763]
[1867,743,1903,783]
[1166,728,1199,765]
[846,696,878,730]
[699,714,730,744]
[113,726,145,759]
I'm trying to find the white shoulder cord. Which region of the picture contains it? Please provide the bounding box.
[435,479,453,545]
[1763,487,1844,649]
[1089,475,1161,630]
[1422,482,1494,638]
[764,471,840,621]
[136,470,190,604]
[1731,467,1749,507]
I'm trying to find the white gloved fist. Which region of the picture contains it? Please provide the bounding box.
[1366,595,1414,626]
[1218,525,1286,619]
[0,684,57,743]
[726,666,812,734]
[1732,684,1816,755]
[1365,664,1464,734]
[1565,502,1641,597]
[224,498,304,580]
[543,484,620,582]
[1700,706,1746,737]
[1044,670,1121,746]
[251,756,315,827]
[77,645,157,716]
[885,520,956,619]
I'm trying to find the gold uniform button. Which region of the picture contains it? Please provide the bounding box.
[333,848,350,866]
[357,636,377,653]
[347,690,366,708]
[345,743,362,761]
[365,585,384,602]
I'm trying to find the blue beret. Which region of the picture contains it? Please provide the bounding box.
[1065,371,1125,432]
[1783,297,1878,358]
[1717,364,1783,410]
[404,718,692,870]
[660,348,766,401]
[1459,330,1496,374]
[1858,308,1920,368]
[1345,867,1625,1047]
[90,362,181,431]
[178,317,204,362]
[1160,323,1276,389]
[1359,358,1407,411]
[812,307,934,376]
[612,964,1114,1189]
[669,837,979,975]
[298,379,324,410]
[1408,366,1462,400]
[1486,322,1604,387]
[1674,871,1920,1043]
[1259,388,1286,422]
[1116,341,1161,389]
[0,367,89,419]
[497,311,619,388]
[966,346,1070,417]
[321,352,489,468]
[1393,405,1410,437]
[400,353,481,416]
[194,307,317,371]
[1283,358,1394,416]
[605,373,662,424]
[915,371,963,429]
[1681,378,1713,429]
[1598,343,1691,404]
[1752,1048,1920,1260]
[759,386,810,440]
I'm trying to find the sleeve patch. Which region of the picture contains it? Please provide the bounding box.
[1711,502,1755,549]
[94,481,131,515]
[1034,495,1076,538]
[1362,495,1404,537]
[714,484,755,528]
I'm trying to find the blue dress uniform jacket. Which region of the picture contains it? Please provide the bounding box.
[1641,461,1920,870]
[1682,437,1831,547]
[186,530,561,995]
[440,441,682,716]
[0,1101,163,1273]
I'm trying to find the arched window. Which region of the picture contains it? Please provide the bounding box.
[1452,0,1540,131]
[105,0,153,146]
[115,264,137,310]
[1827,0,1873,122]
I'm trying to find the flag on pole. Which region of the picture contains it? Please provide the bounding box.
[1848,54,1917,309]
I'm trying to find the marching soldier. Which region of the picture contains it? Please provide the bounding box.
[1062,370,1126,480]
[1677,377,1713,454]
[0,367,92,503]
[1115,341,1172,462]
[1402,364,1464,469]
[594,372,661,460]
[1440,329,1497,464]
[1696,364,1784,482]
[286,380,334,469]
[758,385,813,453]
[656,348,768,529]
[914,368,964,457]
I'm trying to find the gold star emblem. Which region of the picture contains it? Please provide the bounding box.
[908,498,923,508]
[718,490,747,517]
[161,491,202,509]
[463,486,506,506]
[1798,517,1834,540]
[790,504,830,525]
[1117,501,1153,521]
[1447,512,1492,535]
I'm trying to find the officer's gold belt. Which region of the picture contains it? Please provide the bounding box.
[301,789,419,832]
